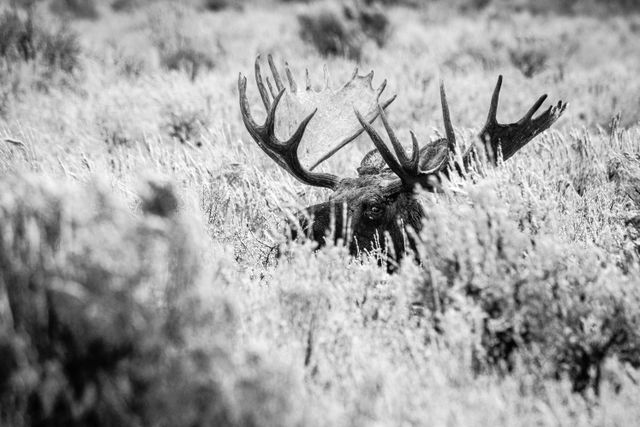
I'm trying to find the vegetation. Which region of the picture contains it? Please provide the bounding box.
[298,2,390,60]
[0,176,298,426]
[148,3,220,80]
[49,0,99,19]
[0,9,81,75]
[0,7,82,117]
[1,0,640,425]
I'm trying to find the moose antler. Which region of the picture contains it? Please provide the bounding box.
[239,75,338,189]
[355,77,566,193]
[355,82,456,194]
[238,55,396,188]
[355,108,446,194]
[478,75,567,164]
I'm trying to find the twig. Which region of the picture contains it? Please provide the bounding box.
[4,137,25,147]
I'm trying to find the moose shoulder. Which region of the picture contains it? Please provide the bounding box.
[239,55,566,267]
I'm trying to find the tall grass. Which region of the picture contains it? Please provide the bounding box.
[0,175,301,426]
[1,0,640,425]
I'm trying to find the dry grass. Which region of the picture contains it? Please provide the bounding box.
[1,0,640,425]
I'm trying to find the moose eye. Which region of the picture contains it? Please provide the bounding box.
[366,205,384,218]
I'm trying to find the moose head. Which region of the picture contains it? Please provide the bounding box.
[238,55,566,266]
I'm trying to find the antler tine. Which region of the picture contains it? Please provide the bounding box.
[285,62,297,93]
[281,109,320,172]
[274,107,340,189]
[519,94,547,124]
[264,88,285,137]
[378,104,419,174]
[476,75,567,164]
[239,73,286,170]
[485,75,502,127]
[238,74,260,131]
[255,55,271,110]
[305,69,311,90]
[439,81,456,152]
[354,108,407,180]
[267,54,285,92]
[265,76,277,99]
[376,79,387,99]
[355,107,441,193]
[238,66,340,190]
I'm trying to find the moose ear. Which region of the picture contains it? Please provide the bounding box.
[357,148,388,176]
[418,138,449,172]
[357,138,450,177]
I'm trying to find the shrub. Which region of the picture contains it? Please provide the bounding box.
[0,175,302,427]
[148,3,219,80]
[160,45,216,81]
[363,0,422,7]
[442,33,507,72]
[298,4,364,60]
[0,9,81,113]
[113,51,148,78]
[348,3,391,47]
[0,9,37,65]
[487,0,640,14]
[110,0,139,12]
[202,0,245,11]
[50,0,99,19]
[163,103,210,146]
[298,2,391,60]
[39,25,82,75]
[413,186,640,393]
[96,109,137,148]
[609,0,640,11]
[508,37,550,78]
[0,9,81,75]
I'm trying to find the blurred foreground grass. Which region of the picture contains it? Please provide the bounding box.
[1,0,640,425]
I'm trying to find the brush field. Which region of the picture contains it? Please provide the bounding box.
[1,0,640,426]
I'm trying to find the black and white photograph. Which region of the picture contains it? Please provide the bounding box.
[1,0,639,425]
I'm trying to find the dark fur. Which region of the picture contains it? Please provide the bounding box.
[290,150,431,264]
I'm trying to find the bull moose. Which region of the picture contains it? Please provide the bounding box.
[238,55,566,266]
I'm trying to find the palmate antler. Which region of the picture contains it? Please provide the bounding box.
[238,55,396,189]
[355,76,567,193]
[239,76,338,188]
[479,76,567,163]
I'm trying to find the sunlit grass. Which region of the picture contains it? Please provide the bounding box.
[1,1,640,425]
